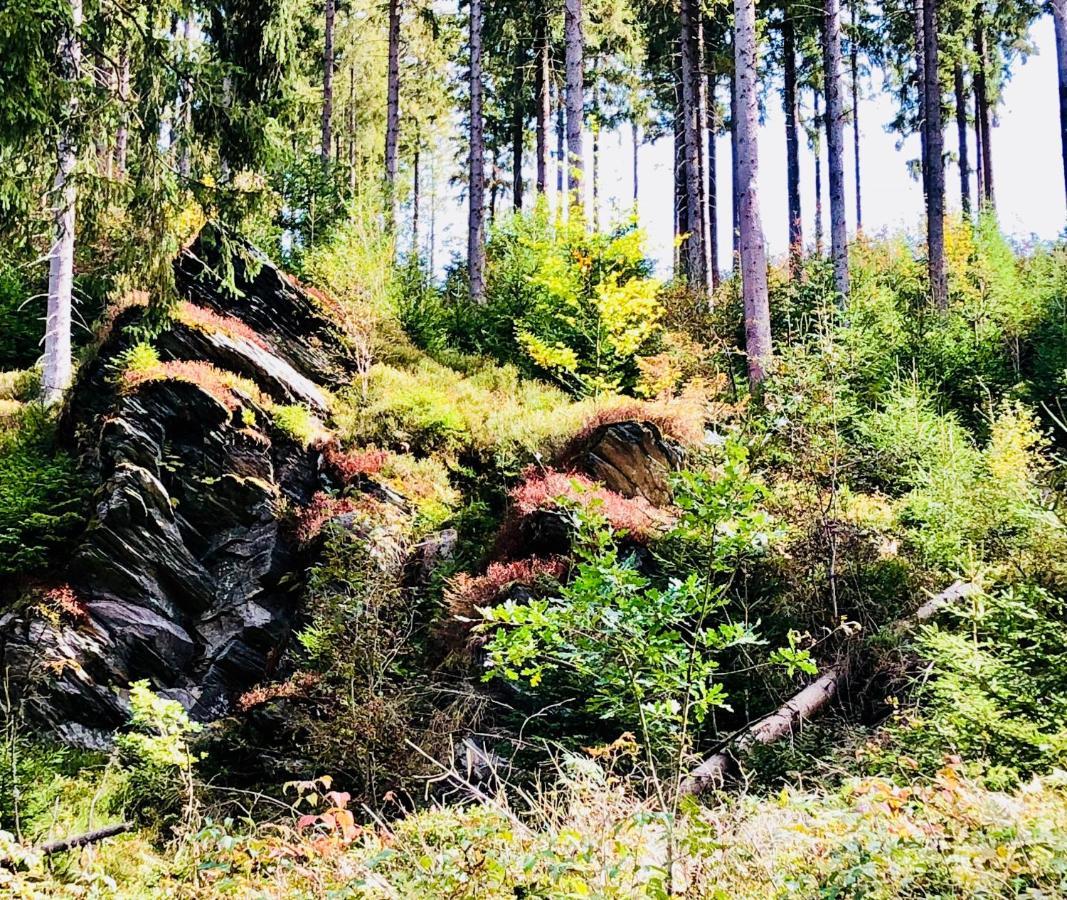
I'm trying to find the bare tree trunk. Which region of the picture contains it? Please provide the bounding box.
[674,71,688,277]
[730,67,740,263]
[824,0,850,301]
[115,44,129,178]
[707,74,720,288]
[556,81,566,214]
[954,62,971,216]
[43,0,82,406]
[784,6,803,274]
[322,0,336,165]
[468,0,487,303]
[564,0,585,205]
[592,57,600,230]
[512,49,525,211]
[735,0,772,388]
[412,143,420,256]
[631,119,640,207]
[1055,0,1067,218]
[696,15,712,283]
[385,0,401,200]
[924,0,947,308]
[974,12,994,209]
[535,11,550,195]
[913,0,928,199]
[680,0,707,284]
[974,96,983,201]
[814,89,824,256]
[850,0,862,231]
[348,63,357,196]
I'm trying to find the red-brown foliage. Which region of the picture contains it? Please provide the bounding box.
[292,492,361,544]
[236,672,320,713]
[176,301,271,351]
[446,556,568,614]
[121,360,255,411]
[322,444,392,484]
[42,585,92,628]
[511,467,671,541]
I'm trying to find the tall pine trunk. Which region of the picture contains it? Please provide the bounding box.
[923,0,947,308]
[734,0,772,388]
[707,74,720,288]
[535,12,550,195]
[564,0,585,205]
[824,0,850,300]
[468,0,487,303]
[44,0,83,406]
[974,13,994,209]
[730,67,740,262]
[556,82,566,213]
[850,0,862,231]
[783,6,803,274]
[592,57,600,229]
[412,143,420,255]
[680,0,707,285]
[512,49,525,211]
[631,120,639,206]
[953,62,971,216]
[322,0,336,165]
[115,44,129,178]
[1055,0,1067,217]
[385,0,401,199]
[814,88,824,255]
[913,1,928,199]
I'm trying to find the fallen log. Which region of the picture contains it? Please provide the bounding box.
[39,822,134,856]
[679,581,979,796]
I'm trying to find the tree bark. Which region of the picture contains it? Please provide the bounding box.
[850,0,862,232]
[115,43,129,178]
[556,80,566,213]
[913,0,928,199]
[1054,0,1067,218]
[322,0,336,165]
[953,62,971,216]
[680,581,979,795]
[730,67,740,263]
[814,88,824,255]
[39,822,134,856]
[923,0,947,308]
[680,0,707,285]
[412,143,420,256]
[535,11,551,195]
[564,0,585,205]
[824,0,850,301]
[468,0,487,303]
[734,0,772,389]
[43,0,82,406]
[592,57,600,230]
[631,119,640,207]
[512,48,525,211]
[974,13,994,209]
[385,0,401,196]
[707,74,720,288]
[784,6,803,274]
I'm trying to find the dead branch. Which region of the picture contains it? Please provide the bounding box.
[679,581,979,796]
[38,822,134,856]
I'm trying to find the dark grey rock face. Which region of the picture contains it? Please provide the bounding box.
[0,232,351,746]
[565,421,684,507]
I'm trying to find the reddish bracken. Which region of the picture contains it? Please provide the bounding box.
[176,301,271,351]
[236,672,320,713]
[122,360,249,411]
[292,492,361,544]
[511,467,671,541]
[323,444,392,484]
[43,585,92,628]
[446,556,568,614]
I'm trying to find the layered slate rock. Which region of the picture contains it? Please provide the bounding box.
[0,231,351,748]
[563,421,684,507]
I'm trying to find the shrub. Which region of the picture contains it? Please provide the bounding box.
[0,260,39,370]
[271,404,328,447]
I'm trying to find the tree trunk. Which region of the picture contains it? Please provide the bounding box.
[680,0,707,285]
[730,67,740,263]
[592,57,600,230]
[953,62,971,216]
[814,89,824,256]
[696,15,712,283]
[974,13,994,209]
[680,581,978,794]
[412,143,420,256]
[923,0,947,308]
[115,44,129,178]
[322,0,336,165]
[512,50,525,211]
[974,97,983,201]
[824,0,850,301]
[535,11,550,195]
[564,0,585,205]
[385,0,401,198]
[734,0,772,389]
[556,81,566,213]
[850,0,862,232]
[43,0,82,406]
[707,74,720,288]
[631,119,640,207]
[1055,0,1067,218]
[674,73,688,277]
[468,0,487,303]
[783,6,803,274]
[913,0,928,199]
[348,63,357,196]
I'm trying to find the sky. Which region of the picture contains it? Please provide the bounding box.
[428,14,1065,279]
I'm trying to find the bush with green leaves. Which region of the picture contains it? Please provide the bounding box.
[0,406,87,579]
[0,261,38,370]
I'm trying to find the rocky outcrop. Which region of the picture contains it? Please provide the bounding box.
[0,231,351,747]
[563,421,684,507]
